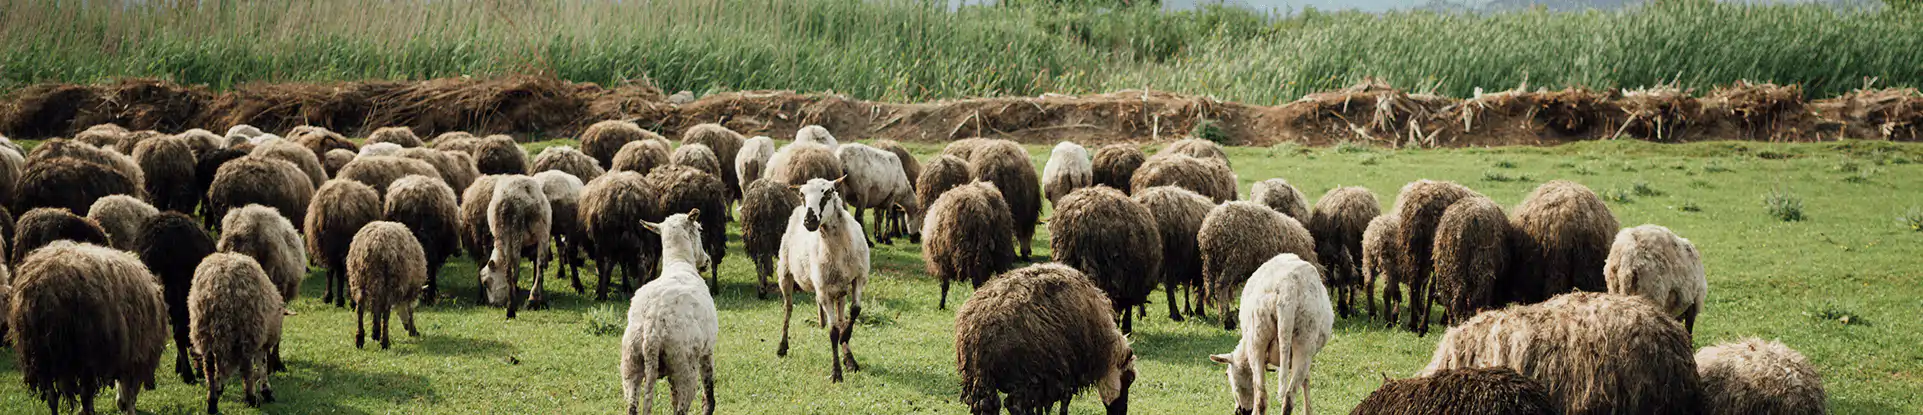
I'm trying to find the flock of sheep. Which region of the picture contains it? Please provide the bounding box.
[0,120,1827,415]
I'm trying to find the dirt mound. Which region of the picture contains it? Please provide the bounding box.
[1437,86,1617,146]
[1702,81,1814,142]
[1263,80,1456,147]
[0,79,209,137]
[197,81,405,135]
[366,75,595,137]
[1813,87,1921,141]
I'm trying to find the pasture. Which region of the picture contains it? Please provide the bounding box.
[2,137,1918,414]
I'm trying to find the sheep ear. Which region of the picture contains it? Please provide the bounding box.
[641,220,660,234]
[1208,354,1233,365]
[687,208,701,222]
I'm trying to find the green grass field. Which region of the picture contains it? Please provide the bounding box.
[2,139,1920,413]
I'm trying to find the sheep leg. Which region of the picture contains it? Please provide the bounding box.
[939,276,951,310]
[1383,278,1401,330]
[321,267,336,306]
[175,326,198,384]
[871,207,892,245]
[1059,397,1071,415]
[506,260,521,319]
[828,324,845,383]
[118,376,142,415]
[559,242,584,294]
[1684,304,1700,335]
[753,257,773,300]
[1120,305,1135,334]
[333,268,349,308]
[422,264,441,306]
[638,360,659,415]
[381,309,395,349]
[270,342,286,373]
[1410,277,1432,336]
[670,356,701,415]
[777,285,793,357]
[842,307,862,372]
[355,303,367,349]
[529,249,550,310]
[595,258,616,301]
[701,357,716,415]
[1165,274,1185,322]
[401,302,421,337]
[258,358,276,403]
[203,357,221,414]
[239,358,261,408]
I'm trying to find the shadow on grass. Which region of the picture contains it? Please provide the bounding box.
[866,363,960,400]
[277,359,439,413]
[1128,328,1238,368]
[414,334,515,358]
[1831,395,1902,414]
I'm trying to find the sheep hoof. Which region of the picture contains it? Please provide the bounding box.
[844,356,861,372]
[261,388,276,403]
[776,342,789,357]
[179,370,199,385]
[244,393,260,407]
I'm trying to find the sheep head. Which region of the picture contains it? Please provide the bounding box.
[479,250,512,306]
[797,176,847,232]
[643,209,709,272]
[1211,348,1261,415]
[1100,347,1137,415]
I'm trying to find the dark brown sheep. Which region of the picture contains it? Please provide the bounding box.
[347,221,428,349]
[86,195,158,252]
[1250,178,1310,220]
[1165,138,1231,167]
[8,241,168,415]
[955,263,1136,415]
[1131,153,1236,203]
[967,140,1042,261]
[611,139,672,174]
[290,125,358,156]
[1433,196,1512,326]
[12,207,110,270]
[1350,367,1558,415]
[0,146,20,209]
[206,156,314,231]
[1507,180,1619,304]
[740,178,801,299]
[1198,201,1318,330]
[306,179,383,308]
[131,136,199,213]
[532,145,606,184]
[335,155,441,197]
[580,120,658,170]
[769,142,844,186]
[920,181,1016,310]
[428,132,479,154]
[1308,186,1381,319]
[133,211,217,384]
[1387,179,1478,336]
[398,147,478,196]
[1091,144,1147,193]
[910,155,971,242]
[1360,214,1400,321]
[681,123,746,201]
[15,157,141,217]
[384,175,462,305]
[1133,185,1214,322]
[187,252,286,413]
[193,148,248,224]
[253,139,328,189]
[671,143,725,181]
[1048,186,1162,334]
[219,204,308,313]
[472,135,529,175]
[459,175,505,269]
[366,126,424,148]
[647,165,729,293]
[26,138,144,185]
[323,149,356,177]
[579,171,662,300]
[939,137,992,160]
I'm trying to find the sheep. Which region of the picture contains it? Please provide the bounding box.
[194,148,248,223]
[75,123,129,150]
[383,175,462,305]
[794,125,840,149]
[955,263,1137,415]
[1349,367,1557,415]
[253,139,328,189]
[533,171,588,295]
[346,221,428,349]
[1042,141,1094,206]
[533,145,607,184]
[872,139,923,233]
[920,181,1016,310]
[226,125,264,140]
[398,147,478,195]
[1306,186,1379,320]
[938,137,991,160]
[131,136,199,213]
[835,142,918,244]
[580,171,662,301]
[1386,179,1478,336]
[647,165,729,292]
[206,156,314,231]
[908,155,971,242]
[1048,186,1162,334]
[672,143,725,181]
[1249,178,1310,220]
[358,142,403,157]
[15,155,141,217]
[966,140,1042,261]
[1431,196,1512,326]
[1507,180,1619,304]
[1166,138,1231,167]
[218,204,309,309]
[431,131,479,150]
[473,135,530,175]
[621,211,718,415]
[1208,253,1333,415]
[335,155,441,197]
[1604,224,1707,333]
[306,179,383,308]
[290,125,358,156]
[775,177,870,382]
[366,126,424,148]
[740,178,800,299]
[479,175,553,318]
[172,129,224,158]
[26,138,145,188]
[9,241,168,415]
[767,141,844,186]
[133,211,217,384]
[460,175,505,277]
[1132,185,1214,322]
[612,139,672,174]
[1694,338,1826,415]
[581,120,658,170]
[681,123,746,202]
[86,195,158,252]
[1421,292,1705,414]
[11,207,110,265]
[0,146,20,207]
[733,136,776,193]
[323,149,356,177]
[188,252,286,413]
[1131,153,1236,203]
[1199,201,1318,330]
[1091,144,1146,193]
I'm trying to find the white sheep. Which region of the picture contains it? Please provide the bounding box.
[733,136,776,194]
[358,142,403,157]
[479,175,553,319]
[621,210,717,415]
[1042,141,1093,206]
[834,143,917,244]
[794,125,839,150]
[1603,224,1707,333]
[1209,253,1335,415]
[775,177,870,383]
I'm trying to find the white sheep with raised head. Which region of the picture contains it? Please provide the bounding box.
[775,177,870,383]
[621,210,718,415]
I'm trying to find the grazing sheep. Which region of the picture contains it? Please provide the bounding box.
[323,149,356,177]
[1386,180,1478,336]
[1421,292,1705,414]
[1048,186,1162,334]
[681,123,746,201]
[1250,178,1310,220]
[955,263,1137,415]
[733,136,776,193]
[767,141,843,186]
[87,195,158,251]
[1508,180,1619,304]
[794,125,840,149]
[1209,254,1333,415]
[1432,196,1512,326]
[12,207,110,265]
[479,175,553,319]
[775,178,870,383]
[9,241,167,415]
[533,171,589,295]
[581,171,663,300]
[740,178,801,299]
[1042,141,1094,206]
[398,147,478,195]
[335,155,441,197]
[533,145,607,184]
[358,142,403,157]
[581,120,657,170]
[172,129,224,158]
[289,125,358,156]
[1694,338,1826,415]
[621,211,718,415]
[647,165,729,292]
[0,147,19,206]
[188,252,286,413]
[28,138,145,186]
[366,126,424,148]
[253,139,328,189]
[194,148,249,222]
[305,179,383,308]
[133,212,217,384]
[1604,224,1707,333]
[1360,215,1400,321]
[909,155,971,242]
[938,137,991,160]
[920,181,1016,310]
[835,143,918,244]
[473,135,530,175]
[672,143,725,180]
[1199,201,1318,330]
[15,156,141,217]
[131,136,199,213]
[429,131,479,153]
[1307,186,1379,320]
[872,140,922,193]
[218,205,308,307]
[1166,138,1231,167]
[1350,367,1557,415]
[1133,185,1214,322]
[206,156,314,231]
[75,123,129,150]
[612,139,672,174]
[1091,144,1146,193]
[460,176,504,278]
[1131,153,1236,203]
[966,140,1042,261]
[346,221,428,349]
[226,125,264,140]
[383,175,462,305]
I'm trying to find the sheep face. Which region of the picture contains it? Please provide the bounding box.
[797,177,847,232]
[1100,352,1138,415]
[480,253,512,306]
[645,210,710,271]
[1210,350,1259,415]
